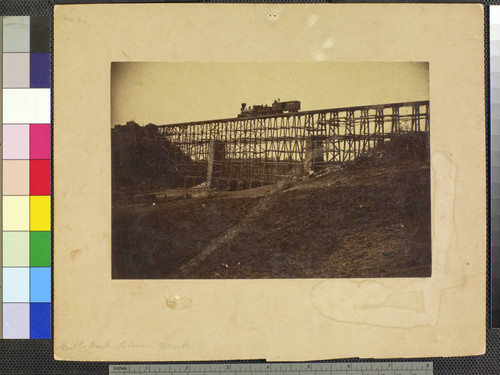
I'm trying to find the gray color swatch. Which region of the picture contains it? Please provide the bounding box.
[2,17,29,53]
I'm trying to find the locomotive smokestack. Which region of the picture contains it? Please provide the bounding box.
[241,103,247,110]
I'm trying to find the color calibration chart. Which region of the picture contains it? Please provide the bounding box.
[492,5,500,329]
[1,16,51,338]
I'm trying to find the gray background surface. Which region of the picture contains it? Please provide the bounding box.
[0,0,497,374]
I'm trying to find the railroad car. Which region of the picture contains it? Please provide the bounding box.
[238,100,301,118]
[271,100,301,113]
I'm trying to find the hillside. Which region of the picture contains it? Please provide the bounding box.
[112,122,195,198]
[112,133,431,279]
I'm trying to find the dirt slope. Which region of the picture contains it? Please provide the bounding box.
[112,134,431,279]
[112,122,193,197]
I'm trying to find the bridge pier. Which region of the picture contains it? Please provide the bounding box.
[207,140,226,188]
[305,136,325,173]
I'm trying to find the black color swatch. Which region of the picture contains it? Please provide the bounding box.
[30,16,50,53]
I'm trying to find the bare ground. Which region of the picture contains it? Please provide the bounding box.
[112,143,431,279]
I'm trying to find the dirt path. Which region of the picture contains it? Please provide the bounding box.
[174,181,289,277]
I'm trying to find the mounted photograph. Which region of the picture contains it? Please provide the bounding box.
[55,3,486,361]
[111,62,431,279]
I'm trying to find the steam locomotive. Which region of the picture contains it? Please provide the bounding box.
[238,100,301,118]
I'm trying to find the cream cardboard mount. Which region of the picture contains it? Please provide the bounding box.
[54,4,486,361]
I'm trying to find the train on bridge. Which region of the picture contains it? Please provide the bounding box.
[238,100,301,118]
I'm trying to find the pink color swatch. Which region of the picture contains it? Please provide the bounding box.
[30,124,50,159]
[3,124,30,159]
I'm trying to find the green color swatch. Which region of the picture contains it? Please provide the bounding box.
[30,231,51,267]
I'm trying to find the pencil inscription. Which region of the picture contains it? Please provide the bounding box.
[56,340,189,351]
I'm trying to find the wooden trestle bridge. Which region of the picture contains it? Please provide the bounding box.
[155,101,430,189]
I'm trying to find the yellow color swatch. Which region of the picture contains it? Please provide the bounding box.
[30,196,51,231]
[3,196,30,230]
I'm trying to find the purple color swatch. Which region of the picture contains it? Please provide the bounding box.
[30,53,50,88]
[3,303,30,338]
[30,124,51,159]
[3,124,30,159]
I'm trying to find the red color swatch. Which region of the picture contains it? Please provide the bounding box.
[30,159,51,195]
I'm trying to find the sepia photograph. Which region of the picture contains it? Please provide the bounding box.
[111,62,431,279]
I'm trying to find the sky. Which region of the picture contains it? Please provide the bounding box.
[111,62,429,127]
